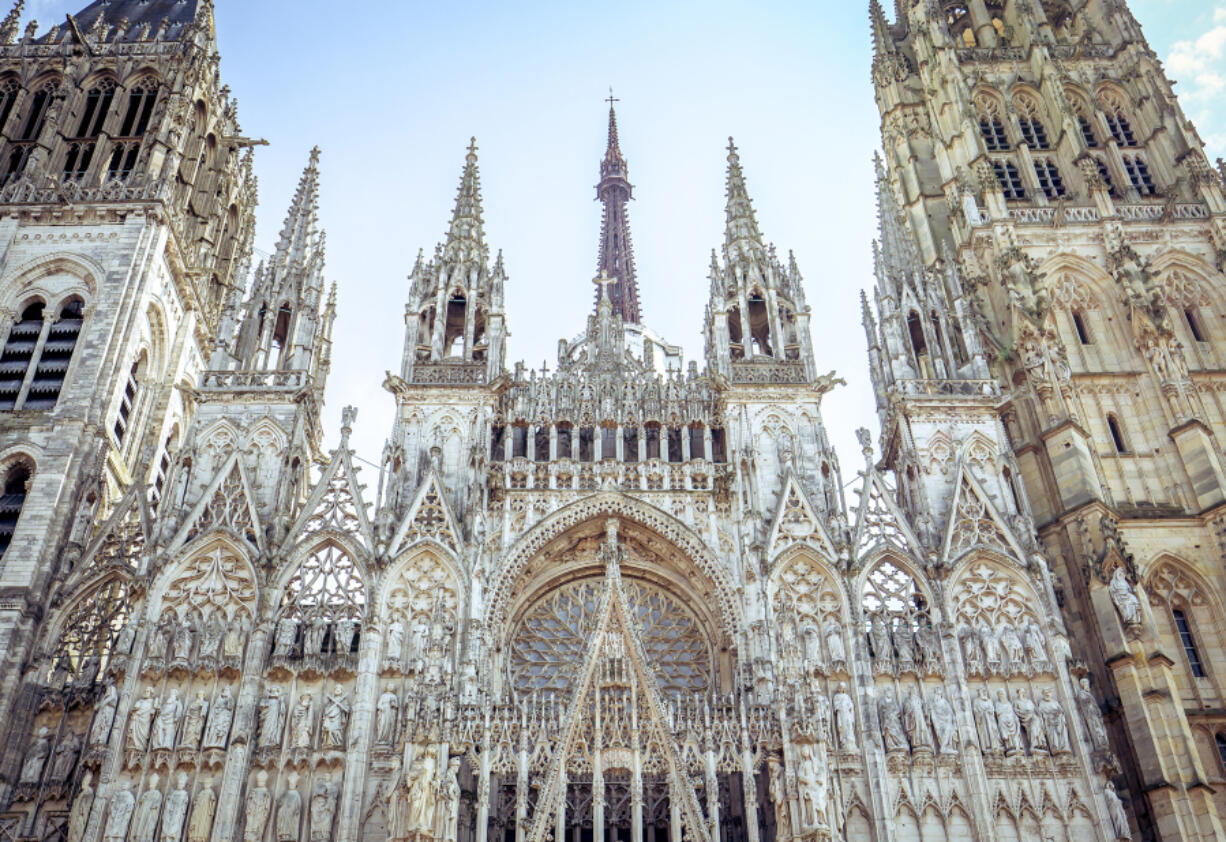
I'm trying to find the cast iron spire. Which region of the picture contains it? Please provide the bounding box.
[594,94,641,324]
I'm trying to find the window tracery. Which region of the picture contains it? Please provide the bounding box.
[280,543,366,627]
[947,477,1012,559]
[48,578,132,687]
[509,577,712,697]
[186,465,256,546]
[861,559,937,675]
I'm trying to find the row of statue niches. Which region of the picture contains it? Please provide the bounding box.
[380,611,455,679]
[89,768,342,842]
[864,613,945,676]
[777,616,850,677]
[956,618,1053,678]
[271,613,362,666]
[122,612,251,676]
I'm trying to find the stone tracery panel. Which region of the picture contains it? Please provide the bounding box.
[508,577,712,697]
[48,577,134,687]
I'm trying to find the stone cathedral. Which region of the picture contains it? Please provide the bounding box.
[1,0,1225,841]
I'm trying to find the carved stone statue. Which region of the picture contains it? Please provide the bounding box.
[994,689,1022,755]
[148,617,172,661]
[67,771,95,842]
[91,682,119,745]
[51,729,81,780]
[1038,688,1070,754]
[1013,688,1047,754]
[1109,568,1142,627]
[274,617,298,658]
[824,620,846,667]
[929,687,958,755]
[20,726,51,784]
[127,687,158,752]
[200,615,224,662]
[309,776,338,842]
[162,772,190,842]
[795,743,829,831]
[385,618,406,669]
[915,622,940,670]
[322,685,349,749]
[244,770,273,842]
[903,688,931,752]
[978,622,1001,674]
[187,780,216,842]
[440,757,461,842]
[204,686,234,749]
[768,760,788,837]
[132,774,164,842]
[877,688,908,753]
[406,751,438,834]
[117,619,140,654]
[1076,677,1110,751]
[998,624,1025,674]
[868,616,893,670]
[376,685,399,745]
[334,618,359,655]
[833,683,857,751]
[305,615,328,656]
[1024,619,1050,672]
[259,686,285,748]
[892,619,917,672]
[223,618,247,661]
[104,781,136,842]
[814,691,832,743]
[972,688,1000,754]
[152,688,184,751]
[276,772,302,842]
[173,618,196,664]
[959,625,982,674]
[290,692,315,749]
[182,691,209,749]
[410,617,429,672]
[1104,781,1131,840]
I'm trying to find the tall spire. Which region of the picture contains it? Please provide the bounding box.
[274,146,321,274]
[594,94,641,323]
[443,137,488,266]
[722,138,767,265]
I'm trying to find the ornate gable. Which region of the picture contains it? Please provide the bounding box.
[170,455,263,553]
[766,472,837,562]
[941,468,1024,564]
[392,470,462,556]
[285,445,373,549]
[851,469,925,562]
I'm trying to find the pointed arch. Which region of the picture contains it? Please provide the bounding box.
[42,571,136,687]
[376,544,464,623]
[941,466,1027,566]
[486,492,741,639]
[149,534,259,622]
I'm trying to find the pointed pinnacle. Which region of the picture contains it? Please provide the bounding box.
[443,139,488,265]
[274,147,322,272]
[0,0,23,44]
[723,137,765,255]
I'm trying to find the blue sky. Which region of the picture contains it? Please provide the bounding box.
[25,0,1226,477]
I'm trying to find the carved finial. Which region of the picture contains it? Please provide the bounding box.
[855,427,874,459]
[0,0,23,45]
[593,270,616,306]
[341,406,357,437]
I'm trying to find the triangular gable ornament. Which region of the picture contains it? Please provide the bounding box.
[390,469,462,557]
[766,472,837,562]
[77,480,153,574]
[169,454,263,553]
[941,466,1026,565]
[851,468,926,562]
[284,443,374,550]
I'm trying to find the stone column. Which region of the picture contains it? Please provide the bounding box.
[13,312,53,408]
[475,712,492,842]
[514,737,529,842]
[336,623,383,842]
[211,621,273,842]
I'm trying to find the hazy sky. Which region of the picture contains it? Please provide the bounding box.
[26,0,1226,478]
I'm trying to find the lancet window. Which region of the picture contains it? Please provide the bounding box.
[1100,91,1139,147]
[108,77,158,180]
[47,577,132,687]
[63,78,116,182]
[993,160,1025,200]
[1092,156,1117,196]
[1215,733,1226,771]
[444,292,466,357]
[1172,608,1206,678]
[278,544,366,658]
[1122,155,1156,195]
[0,298,85,411]
[747,291,772,355]
[1,79,56,186]
[975,95,1010,151]
[0,460,30,557]
[1013,94,1050,149]
[1184,308,1206,343]
[1107,414,1128,453]
[113,355,144,444]
[862,558,938,674]
[0,77,17,136]
[1033,159,1066,199]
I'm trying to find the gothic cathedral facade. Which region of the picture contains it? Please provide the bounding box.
[0,2,1220,842]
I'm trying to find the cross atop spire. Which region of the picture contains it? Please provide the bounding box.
[443,137,488,266]
[595,96,641,323]
[722,137,766,263]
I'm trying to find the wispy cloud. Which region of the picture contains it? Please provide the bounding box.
[1167,6,1226,102]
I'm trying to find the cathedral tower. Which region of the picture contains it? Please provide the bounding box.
[870,0,1226,837]
[0,0,258,789]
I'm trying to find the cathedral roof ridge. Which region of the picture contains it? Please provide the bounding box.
[59,0,206,44]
